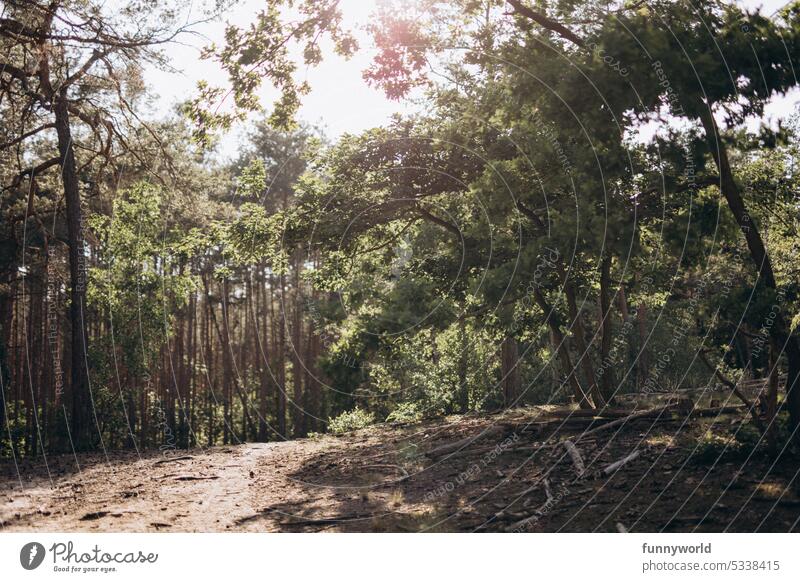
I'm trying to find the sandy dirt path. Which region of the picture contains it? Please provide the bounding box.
[1,440,333,532]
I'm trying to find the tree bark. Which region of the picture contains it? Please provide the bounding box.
[598,254,615,403]
[291,256,305,437]
[500,336,521,407]
[457,312,469,413]
[54,93,92,449]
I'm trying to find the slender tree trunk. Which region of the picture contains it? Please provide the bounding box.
[634,273,650,392]
[291,257,305,438]
[598,254,615,403]
[457,312,469,413]
[765,340,780,452]
[53,93,91,449]
[0,252,15,438]
[500,336,521,408]
[203,290,215,446]
[256,270,271,441]
[276,274,287,437]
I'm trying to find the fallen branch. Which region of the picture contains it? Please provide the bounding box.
[154,455,194,465]
[506,512,540,532]
[539,408,636,419]
[569,404,677,445]
[603,450,640,475]
[543,478,554,503]
[563,440,586,478]
[172,475,219,481]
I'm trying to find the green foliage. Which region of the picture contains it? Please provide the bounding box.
[386,402,425,424]
[189,0,357,144]
[327,407,376,435]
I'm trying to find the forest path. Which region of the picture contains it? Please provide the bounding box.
[3,408,800,532]
[0,440,327,532]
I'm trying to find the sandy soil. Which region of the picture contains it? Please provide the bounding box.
[2,407,800,532]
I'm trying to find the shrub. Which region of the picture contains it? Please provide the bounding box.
[327,407,376,435]
[386,402,425,424]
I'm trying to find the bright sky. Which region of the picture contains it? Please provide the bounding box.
[143,0,799,158]
[145,0,413,157]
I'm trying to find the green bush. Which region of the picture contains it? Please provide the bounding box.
[386,402,425,424]
[327,407,376,435]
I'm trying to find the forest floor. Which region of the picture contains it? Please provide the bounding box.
[2,404,800,532]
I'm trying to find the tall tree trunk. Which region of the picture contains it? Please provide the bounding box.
[598,254,615,403]
[276,274,287,437]
[0,253,15,438]
[53,93,91,449]
[634,273,650,392]
[765,340,780,452]
[291,258,305,437]
[456,312,469,413]
[256,269,271,441]
[500,336,521,408]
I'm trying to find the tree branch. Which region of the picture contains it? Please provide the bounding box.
[0,122,55,150]
[506,0,585,48]
[2,156,61,191]
[415,205,462,238]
